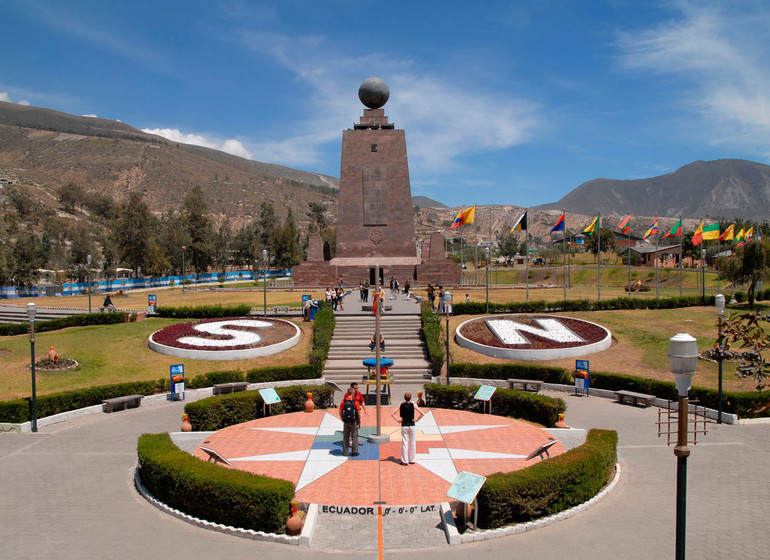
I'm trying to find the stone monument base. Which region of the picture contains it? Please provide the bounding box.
[291,261,460,288]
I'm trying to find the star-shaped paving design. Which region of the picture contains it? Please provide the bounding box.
[194,407,562,506]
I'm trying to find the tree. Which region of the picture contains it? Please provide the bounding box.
[213,217,233,273]
[158,210,191,274]
[273,209,301,269]
[585,228,615,259]
[496,229,519,265]
[114,191,152,275]
[719,241,769,308]
[0,237,16,286]
[58,182,84,213]
[182,186,214,273]
[307,201,328,232]
[12,228,44,285]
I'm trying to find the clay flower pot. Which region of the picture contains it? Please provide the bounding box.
[304,393,315,413]
[554,413,567,429]
[181,414,192,432]
[286,499,302,535]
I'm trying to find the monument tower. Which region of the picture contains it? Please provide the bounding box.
[292,78,460,287]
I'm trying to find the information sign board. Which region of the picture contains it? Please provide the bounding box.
[170,363,185,400]
[259,388,281,405]
[473,385,496,402]
[447,471,487,504]
[148,294,157,315]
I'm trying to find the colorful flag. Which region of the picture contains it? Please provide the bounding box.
[643,218,659,240]
[701,223,720,241]
[461,205,476,226]
[735,228,745,245]
[692,222,704,246]
[450,208,464,229]
[663,219,682,238]
[746,226,754,240]
[551,212,565,232]
[719,224,734,241]
[510,212,527,232]
[617,215,631,234]
[583,214,600,236]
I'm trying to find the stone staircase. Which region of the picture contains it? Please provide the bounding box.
[323,314,432,386]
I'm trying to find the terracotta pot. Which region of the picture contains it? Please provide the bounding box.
[181,414,192,432]
[417,391,425,407]
[554,413,567,429]
[286,500,302,535]
[304,393,315,413]
[455,502,473,524]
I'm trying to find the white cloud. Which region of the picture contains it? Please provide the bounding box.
[0,92,31,105]
[616,1,770,155]
[82,114,98,118]
[234,31,542,171]
[142,127,253,159]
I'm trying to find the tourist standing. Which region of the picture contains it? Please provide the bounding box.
[391,392,424,465]
[403,280,410,300]
[427,284,435,310]
[339,387,361,457]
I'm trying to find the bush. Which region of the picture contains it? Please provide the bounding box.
[449,363,570,384]
[0,312,129,336]
[186,370,244,389]
[184,384,335,431]
[421,302,444,376]
[734,291,745,303]
[477,429,617,528]
[154,305,252,319]
[423,383,566,427]
[309,302,335,376]
[450,295,708,316]
[137,433,293,533]
[246,365,317,383]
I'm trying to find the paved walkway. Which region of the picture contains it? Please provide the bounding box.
[1,389,768,559]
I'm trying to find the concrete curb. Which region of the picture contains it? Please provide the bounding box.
[134,467,310,545]
[456,461,622,544]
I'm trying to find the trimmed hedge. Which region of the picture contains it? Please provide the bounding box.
[0,312,129,336]
[186,369,244,389]
[449,363,571,384]
[184,384,335,431]
[0,380,161,423]
[154,305,252,319]
[450,362,770,418]
[423,383,566,428]
[421,301,444,376]
[137,433,293,533]
[451,295,711,316]
[477,429,617,528]
[309,302,335,376]
[246,364,316,383]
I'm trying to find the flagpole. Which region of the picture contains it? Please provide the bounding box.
[627,212,631,299]
[597,215,601,302]
[655,232,659,299]
[460,223,464,288]
[563,210,567,302]
[717,238,721,294]
[678,216,683,297]
[525,209,530,303]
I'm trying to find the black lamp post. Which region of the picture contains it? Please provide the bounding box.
[262,249,268,317]
[27,302,38,433]
[668,332,699,560]
[181,246,186,294]
[485,245,490,314]
[445,290,452,386]
[86,254,92,313]
[700,248,706,302]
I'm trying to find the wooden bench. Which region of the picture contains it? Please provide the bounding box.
[272,306,289,314]
[615,390,656,407]
[213,382,249,395]
[507,378,544,392]
[102,394,143,413]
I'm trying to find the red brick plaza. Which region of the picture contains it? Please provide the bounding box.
[193,407,563,506]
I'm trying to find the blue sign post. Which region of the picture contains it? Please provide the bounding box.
[473,385,497,414]
[170,364,185,401]
[575,359,589,397]
[148,294,157,315]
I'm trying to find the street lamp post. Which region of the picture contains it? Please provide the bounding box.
[86,254,92,313]
[668,332,699,560]
[444,290,452,386]
[27,303,38,433]
[262,249,268,317]
[715,294,726,424]
[181,246,186,294]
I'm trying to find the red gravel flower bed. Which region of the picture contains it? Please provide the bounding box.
[150,317,297,351]
[457,315,609,349]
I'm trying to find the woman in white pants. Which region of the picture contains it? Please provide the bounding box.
[392,392,424,465]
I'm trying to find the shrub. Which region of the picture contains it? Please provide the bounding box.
[137,433,293,533]
[421,302,444,376]
[450,295,708,316]
[184,384,335,431]
[449,363,570,384]
[154,305,252,319]
[0,312,129,336]
[477,429,617,528]
[246,365,317,383]
[186,370,244,389]
[309,302,335,376]
[734,291,745,303]
[423,383,565,427]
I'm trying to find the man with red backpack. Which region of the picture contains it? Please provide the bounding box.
[339,387,362,457]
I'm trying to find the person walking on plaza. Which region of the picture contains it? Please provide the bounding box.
[339,387,362,457]
[427,284,435,310]
[391,392,424,465]
[403,280,410,300]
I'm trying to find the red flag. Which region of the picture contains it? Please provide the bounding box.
[617,215,631,234]
[372,290,378,315]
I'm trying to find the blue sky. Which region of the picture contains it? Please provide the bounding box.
[2,0,770,208]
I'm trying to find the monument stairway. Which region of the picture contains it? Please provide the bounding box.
[323,314,432,386]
